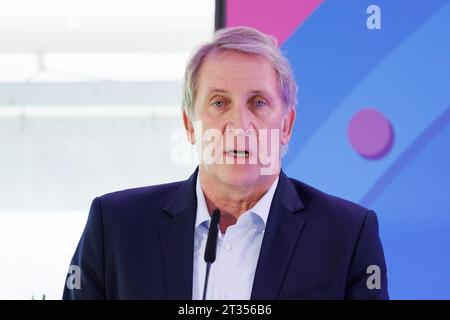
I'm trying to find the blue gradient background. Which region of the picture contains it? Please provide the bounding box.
[279,0,450,298]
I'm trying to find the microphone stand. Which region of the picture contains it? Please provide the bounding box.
[202,208,221,300]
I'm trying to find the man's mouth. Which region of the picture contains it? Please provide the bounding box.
[226,150,250,158]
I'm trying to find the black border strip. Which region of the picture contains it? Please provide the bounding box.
[215,0,226,31]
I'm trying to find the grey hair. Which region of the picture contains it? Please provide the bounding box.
[182,26,298,119]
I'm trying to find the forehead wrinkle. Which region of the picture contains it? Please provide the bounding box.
[197,53,281,102]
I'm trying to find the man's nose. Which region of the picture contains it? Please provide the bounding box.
[226,105,252,133]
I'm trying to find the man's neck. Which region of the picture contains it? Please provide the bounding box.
[198,168,280,232]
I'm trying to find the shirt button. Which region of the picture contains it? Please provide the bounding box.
[219,292,228,299]
[224,244,232,251]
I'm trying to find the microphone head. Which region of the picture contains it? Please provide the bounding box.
[204,208,221,263]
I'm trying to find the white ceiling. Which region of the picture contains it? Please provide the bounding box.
[0,0,214,52]
[0,0,214,84]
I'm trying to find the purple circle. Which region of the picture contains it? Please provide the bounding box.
[348,108,394,160]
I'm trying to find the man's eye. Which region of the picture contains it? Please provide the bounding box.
[211,100,225,108]
[254,100,267,108]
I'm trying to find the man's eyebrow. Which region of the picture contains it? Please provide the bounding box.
[248,89,272,96]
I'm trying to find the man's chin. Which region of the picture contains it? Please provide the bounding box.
[217,164,261,186]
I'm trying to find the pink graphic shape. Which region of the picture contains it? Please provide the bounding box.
[226,0,324,46]
[348,109,394,160]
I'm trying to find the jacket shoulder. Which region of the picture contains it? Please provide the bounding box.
[99,180,182,202]
[287,176,371,225]
[93,180,185,218]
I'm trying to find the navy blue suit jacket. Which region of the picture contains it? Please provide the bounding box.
[63,168,388,299]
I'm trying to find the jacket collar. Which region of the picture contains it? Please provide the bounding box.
[163,167,199,217]
[163,167,305,217]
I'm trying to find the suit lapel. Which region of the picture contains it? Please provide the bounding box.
[251,170,307,299]
[159,168,198,299]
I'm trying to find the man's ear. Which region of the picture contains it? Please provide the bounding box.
[182,110,196,144]
[281,106,296,145]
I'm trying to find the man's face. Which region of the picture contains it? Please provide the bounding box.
[184,50,295,187]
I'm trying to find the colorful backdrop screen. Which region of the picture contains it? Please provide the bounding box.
[226,0,450,299]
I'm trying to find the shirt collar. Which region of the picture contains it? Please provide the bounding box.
[194,174,280,229]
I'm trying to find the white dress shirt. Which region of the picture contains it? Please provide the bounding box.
[192,175,279,300]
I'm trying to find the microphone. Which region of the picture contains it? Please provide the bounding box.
[202,208,221,300]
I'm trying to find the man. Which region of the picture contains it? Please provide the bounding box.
[63,26,388,299]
